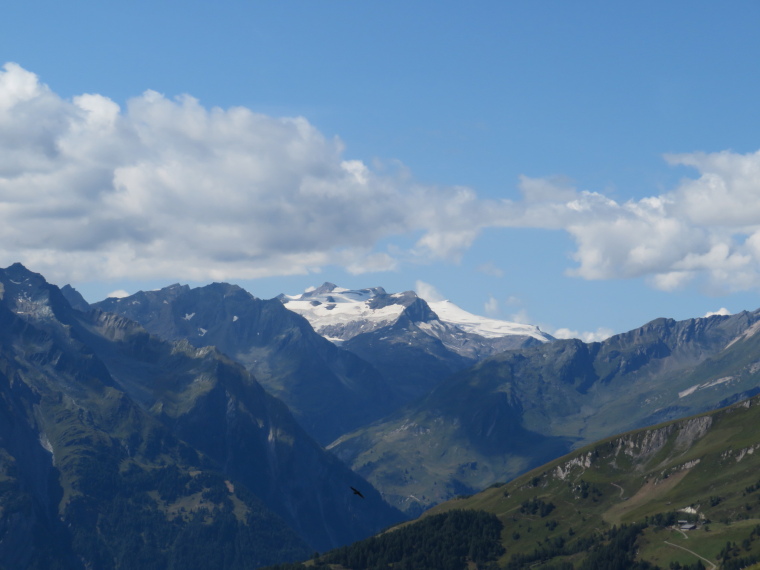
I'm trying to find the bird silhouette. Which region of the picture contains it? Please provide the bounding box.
[350,486,365,498]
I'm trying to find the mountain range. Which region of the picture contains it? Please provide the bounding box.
[83,276,760,521]
[93,281,549,442]
[92,283,397,446]
[7,262,760,568]
[329,309,760,515]
[0,264,402,569]
[280,282,552,402]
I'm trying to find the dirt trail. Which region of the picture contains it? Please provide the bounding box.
[603,470,690,525]
[663,540,716,570]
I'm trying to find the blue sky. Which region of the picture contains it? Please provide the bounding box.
[2,1,760,339]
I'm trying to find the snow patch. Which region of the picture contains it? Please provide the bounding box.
[429,299,551,341]
[39,433,55,465]
[726,319,760,349]
[678,376,735,399]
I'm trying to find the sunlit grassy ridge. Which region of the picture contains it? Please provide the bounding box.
[416,396,760,568]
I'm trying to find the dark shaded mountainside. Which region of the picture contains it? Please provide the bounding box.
[91,282,553,445]
[92,284,397,446]
[0,264,403,569]
[331,309,760,516]
[291,395,760,569]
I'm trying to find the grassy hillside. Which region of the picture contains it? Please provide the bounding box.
[303,395,760,569]
[426,395,760,568]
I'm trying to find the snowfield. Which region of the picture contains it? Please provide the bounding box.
[281,283,551,345]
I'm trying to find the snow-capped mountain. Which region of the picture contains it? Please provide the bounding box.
[278,282,410,342]
[426,299,551,341]
[280,283,553,402]
[279,282,552,349]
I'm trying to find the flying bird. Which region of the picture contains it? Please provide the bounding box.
[350,486,365,498]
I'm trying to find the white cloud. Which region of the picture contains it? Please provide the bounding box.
[415,280,445,302]
[0,63,503,283]
[346,252,398,275]
[551,327,615,343]
[704,307,731,318]
[518,174,577,203]
[4,62,760,296]
[509,309,532,325]
[514,154,760,294]
[484,294,499,316]
[106,289,130,299]
[476,262,504,277]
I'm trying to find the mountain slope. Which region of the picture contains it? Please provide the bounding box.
[330,310,760,515]
[0,264,310,568]
[312,395,760,569]
[93,283,397,445]
[425,394,760,569]
[0,264,404,567]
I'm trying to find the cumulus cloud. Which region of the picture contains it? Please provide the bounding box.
[346,252,398,275]
[704,307,731,318]
[4,62,760,295]
[0,63,505,283]
[512,156,760,293]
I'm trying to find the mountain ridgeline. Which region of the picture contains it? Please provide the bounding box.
[0,264,403,569]
[84,276,760,521]
[280,282,551,403]
[11,264,760,568]
[330,308,760,515]
[92,281,551,442]
[93,283,397,445]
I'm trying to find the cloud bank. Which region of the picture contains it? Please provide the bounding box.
[0,63,492,283]
[3,62,760,294]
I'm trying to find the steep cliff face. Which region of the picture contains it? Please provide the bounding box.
[0,264,404,568]
[0,339,76,569]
